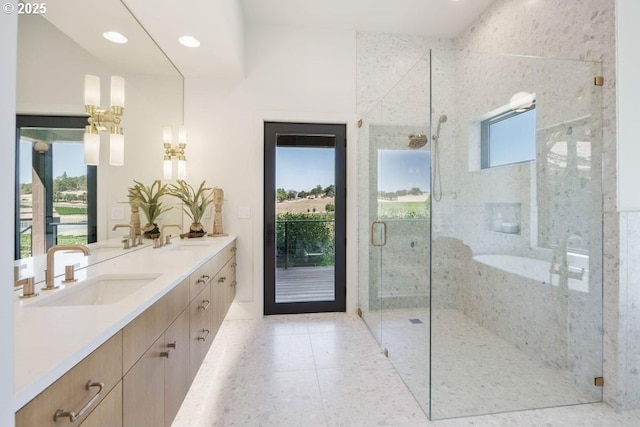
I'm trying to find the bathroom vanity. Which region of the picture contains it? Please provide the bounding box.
[13,235,237,427]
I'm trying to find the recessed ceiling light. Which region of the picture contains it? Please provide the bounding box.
[103,31,128,44]
[179,35,201,48]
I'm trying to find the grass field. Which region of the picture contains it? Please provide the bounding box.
[277,197,335,214]
[54,206,87,215]
[378,201,429,219]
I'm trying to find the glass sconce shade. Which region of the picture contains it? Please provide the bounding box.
[110,133,124,166]
[84,132,100,165]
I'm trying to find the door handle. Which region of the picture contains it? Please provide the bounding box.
[370,220,387,247]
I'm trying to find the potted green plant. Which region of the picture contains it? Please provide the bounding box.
[168,179,212,238]
[128,180,171,239]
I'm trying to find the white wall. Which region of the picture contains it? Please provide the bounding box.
[615,0,640,213]
[0,5,17,426]
[616,0,640,410]
[184,24,357,318]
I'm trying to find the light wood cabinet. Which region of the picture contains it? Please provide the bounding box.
[17,239,237,427]
[79,381,123,427]
[16,332,123,427]
[189,283,212,382]
[123,335,165,427]
[164,308,190,427]
[123,277,189,374]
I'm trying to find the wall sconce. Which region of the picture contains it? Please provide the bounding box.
[163,125,187,180]
[83,75,125,166]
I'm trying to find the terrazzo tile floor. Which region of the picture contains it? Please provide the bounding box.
[173,312,640,427]
[374,308,598,419]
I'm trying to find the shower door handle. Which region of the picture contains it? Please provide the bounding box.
[370,220,387,247]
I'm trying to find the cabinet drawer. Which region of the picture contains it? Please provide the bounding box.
[189,265,211,300]
[123,278,189,373]
[16,332,123,427]
[189,284,212,381]
[214,257,236,315]
[189,284,211,341]
[79,381,122,427]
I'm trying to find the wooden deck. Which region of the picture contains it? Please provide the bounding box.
[276,266,335,303]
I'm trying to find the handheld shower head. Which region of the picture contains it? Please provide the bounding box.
[433,114,448,142]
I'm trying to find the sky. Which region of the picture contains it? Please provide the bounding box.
[276,146,431,193]
[378,150,431,193]
[19,140,87,184]
[276,147,335,191]
[489,108,536,167]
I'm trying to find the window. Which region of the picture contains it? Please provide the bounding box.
[481,107,536,169]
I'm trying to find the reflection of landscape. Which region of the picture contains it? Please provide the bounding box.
[378,193,430,219]
[19,172,88,258]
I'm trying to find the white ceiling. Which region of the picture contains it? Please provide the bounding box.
[45,0,495,78]
[42,0,179,76]
[125,0,495,77]
[240,0,495,38]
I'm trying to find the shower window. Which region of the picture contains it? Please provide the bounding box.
[481,107,536,169]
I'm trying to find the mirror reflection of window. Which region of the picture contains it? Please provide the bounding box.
[15,117,97,260]
[377,150,431,219]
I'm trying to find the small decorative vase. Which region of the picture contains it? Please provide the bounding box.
[187,222,206,238]
[142,223,160,239]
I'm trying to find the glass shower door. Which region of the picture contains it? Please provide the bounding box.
[429,49,603,419]
[357,53,432,414]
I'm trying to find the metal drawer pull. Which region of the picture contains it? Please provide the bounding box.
[160,340,177,358]
[198,300,211,311]
[196,277,206,284]
[197,329,210,341]
[231,281,237,287]
[231,262,237,268]
[54,380,104,422]
[218,276,226,283]
[202,274,210,281]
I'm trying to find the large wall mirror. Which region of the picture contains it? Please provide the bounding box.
[15,0,184,283]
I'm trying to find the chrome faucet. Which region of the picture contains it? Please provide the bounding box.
[113,224,136,247]
[45,244,90,290]
[160,224,182,245]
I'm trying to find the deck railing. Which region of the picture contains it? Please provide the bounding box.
[276,219,335,269]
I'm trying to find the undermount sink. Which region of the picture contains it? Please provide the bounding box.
[26,273,161,307]
[165,241,212,251]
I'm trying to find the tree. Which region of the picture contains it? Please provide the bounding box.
[276,188,287,203]
[409,187,422,195]
[298,190,308,199]
[324,184,335,198]
[287,190,297,200]
[325,203,335,212]
[309,185,322,196]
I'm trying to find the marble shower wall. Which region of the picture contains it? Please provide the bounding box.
[453,0,626,409]
[357,44,446,315]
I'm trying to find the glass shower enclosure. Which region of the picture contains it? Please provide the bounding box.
[357,49,603,420]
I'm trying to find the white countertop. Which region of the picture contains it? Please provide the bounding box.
[13,234,236,410]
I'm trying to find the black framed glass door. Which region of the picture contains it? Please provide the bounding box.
[264,122,346,314]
